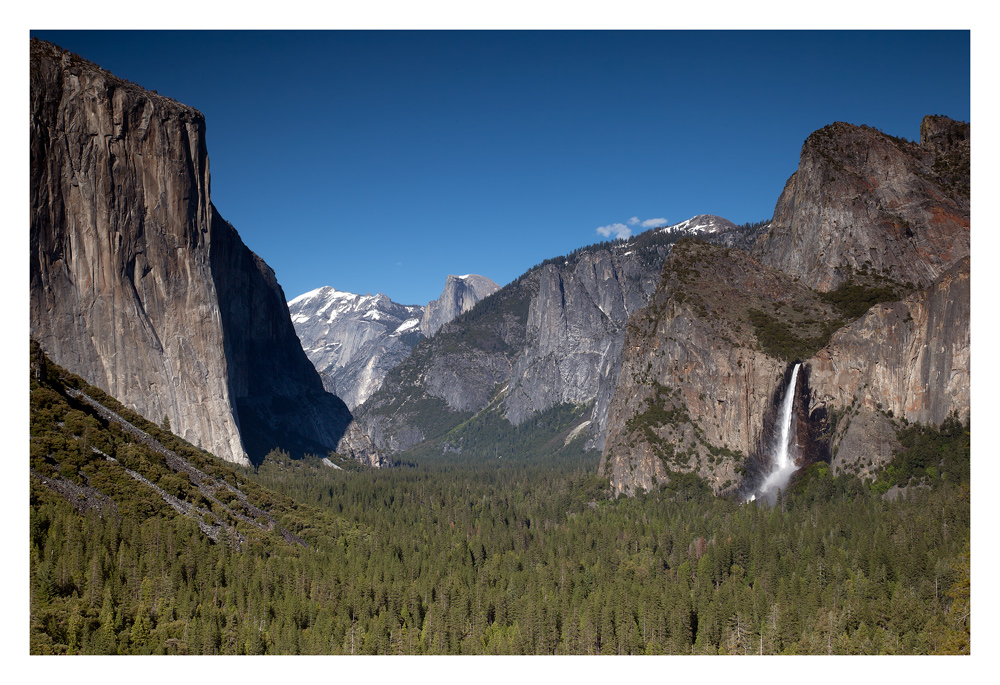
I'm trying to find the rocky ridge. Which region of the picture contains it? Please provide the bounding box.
[29,39,382,467]
[656,214,738,237]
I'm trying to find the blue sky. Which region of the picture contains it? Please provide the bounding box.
[29,30,970,306]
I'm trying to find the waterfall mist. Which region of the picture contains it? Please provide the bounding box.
[751,363,801,505]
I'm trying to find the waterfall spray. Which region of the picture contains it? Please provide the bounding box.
[754,363,801,505]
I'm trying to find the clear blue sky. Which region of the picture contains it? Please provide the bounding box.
[30,30,970,306]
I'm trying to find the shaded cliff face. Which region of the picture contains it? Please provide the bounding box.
[421,274,500,337]
[288,287,424,409]
[29,39,381,467]
[598,240,841,496]
[209,210,384,466]
[753,117,970,292]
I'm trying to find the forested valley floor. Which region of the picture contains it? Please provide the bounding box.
[30,347,970,655]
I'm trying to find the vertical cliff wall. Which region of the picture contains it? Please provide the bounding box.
[503,248,663,447]
[29,39,380,467]
[806,257,969,476]
[209,209,382,465]
[30,40,248,464]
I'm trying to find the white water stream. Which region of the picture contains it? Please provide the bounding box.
[754,363,801,505]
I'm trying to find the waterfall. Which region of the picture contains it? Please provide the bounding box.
[754,363,801,505]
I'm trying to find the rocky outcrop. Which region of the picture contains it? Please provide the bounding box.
[753,117,970,292]
[29,39,382,467]
[503,248,664,448]
[288,287,423,409]
[421,274,500,336]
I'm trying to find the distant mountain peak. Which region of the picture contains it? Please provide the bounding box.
[658,214,737,236]
[421,274,500,337]
[288,287,424,409]
[289,274,501,408]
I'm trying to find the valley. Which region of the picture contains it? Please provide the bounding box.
[27,36,971,656]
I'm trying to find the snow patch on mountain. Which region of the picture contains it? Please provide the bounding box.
[657,214,738,236]
[288,287,425,409]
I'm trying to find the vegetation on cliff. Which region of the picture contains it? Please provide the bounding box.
[869,414,971,495]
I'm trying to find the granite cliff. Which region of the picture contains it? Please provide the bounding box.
[29,39,382,467]
[753,118,969,291]
[420,274,500,337]
[808,256,969,478]
[601,116,970,496]
[598,240,839,496]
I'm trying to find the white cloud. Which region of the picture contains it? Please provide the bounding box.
[595,216,667,240]
[596,223,632,239]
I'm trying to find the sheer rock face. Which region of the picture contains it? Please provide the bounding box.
[503,249,662,443]
[421,274,500,337]
[752,117,970,292]
[29,39,382,467]
[808,258,969,475]
[288,287,424,410]
[30,40,245,464]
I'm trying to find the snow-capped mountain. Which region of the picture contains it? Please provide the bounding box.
[288,287,424,409]
[657,214,738,236]
[289,274,501,409]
